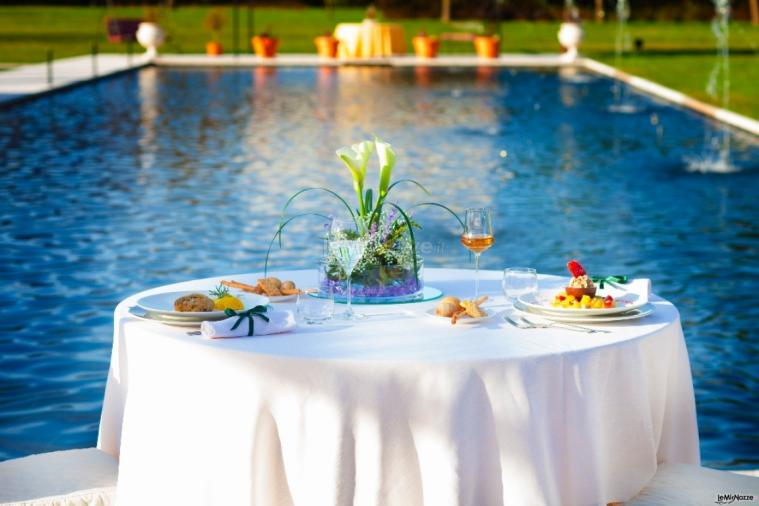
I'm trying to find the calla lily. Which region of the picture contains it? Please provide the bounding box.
[375,138,396,199]
[337,141,374,216]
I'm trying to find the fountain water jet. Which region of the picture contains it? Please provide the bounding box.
[685,0,738,173]
[608,0,640,113]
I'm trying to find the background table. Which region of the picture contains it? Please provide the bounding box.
[98,268,699,506]
[333,22,406,58]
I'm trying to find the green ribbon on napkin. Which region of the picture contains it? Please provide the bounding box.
[224,306,270,336]
[591,275,629,289]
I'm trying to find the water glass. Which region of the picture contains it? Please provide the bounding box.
[502,267,538,304]
[296,292,334,324]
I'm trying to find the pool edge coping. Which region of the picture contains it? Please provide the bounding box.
[2,53,757,136]
[578,57,759,137]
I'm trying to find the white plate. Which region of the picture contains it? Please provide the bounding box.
[137,291,269,319]
[517,287,647,316]
[513,303,654,323]
[144,310,228,322]
[267,294,298,303]
[424,307,495,325]
[128,306,203,328]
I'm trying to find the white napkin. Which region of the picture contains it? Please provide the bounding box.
[200,310,296,339]
[615,278,651,304]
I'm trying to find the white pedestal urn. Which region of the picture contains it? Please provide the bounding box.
[136,22,165,59]
[557,22,583,62]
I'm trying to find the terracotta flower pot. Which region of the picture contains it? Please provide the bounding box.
[314,35,339,58]
[205,41,223,56]
[473,35,500,59]
[412,36,440,59]
[251,36,278,58]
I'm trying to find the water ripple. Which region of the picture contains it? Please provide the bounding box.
[0,66,757,468]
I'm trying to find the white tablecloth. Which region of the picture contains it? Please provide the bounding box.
[98,268,699,506]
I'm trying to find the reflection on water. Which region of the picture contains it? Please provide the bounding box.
[0,67,757,467]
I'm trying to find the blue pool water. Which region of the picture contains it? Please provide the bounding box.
[0,66,757,467]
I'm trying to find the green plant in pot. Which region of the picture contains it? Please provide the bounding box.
[266,138,462,303]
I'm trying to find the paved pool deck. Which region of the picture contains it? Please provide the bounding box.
[0,54,151,106]
[1,52,757,136]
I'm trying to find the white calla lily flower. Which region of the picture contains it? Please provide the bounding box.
[336,141,374,189]
[375,138,396,198]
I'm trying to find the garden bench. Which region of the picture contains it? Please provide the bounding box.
[105,17,141,43]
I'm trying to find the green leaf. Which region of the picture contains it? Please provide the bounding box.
[368,178,429,229]
[264,212,330,276]
[385,178,430,197]
[409,201,464,230]
[387,202,420,290]
[365,188,373,214]
[279,187,357,246]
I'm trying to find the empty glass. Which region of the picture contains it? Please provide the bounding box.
[503,267,538,304]
[328,218,367,320]
[296,292,334,324]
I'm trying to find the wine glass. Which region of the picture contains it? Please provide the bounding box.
[460,208,494,299]
[328,218,367,320]
[502,267,538,306]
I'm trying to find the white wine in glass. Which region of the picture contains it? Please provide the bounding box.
[460,208,494,298]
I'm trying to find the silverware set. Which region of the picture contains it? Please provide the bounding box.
[505,313,610,334]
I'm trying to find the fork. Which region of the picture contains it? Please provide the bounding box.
[518,315,610,334]
[504,314,530,329]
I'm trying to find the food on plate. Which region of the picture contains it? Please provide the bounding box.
[436,296,462,317]
[209,285,244,311]
[174,293,215,312]
[440,296,461,306]
[435,295,488,324]
[551,292,615,309]
[565,259,597,299]
[258,277,283,296]
[461,299,487,318]
[550,260,617,309]
[279,280,301,296]
[221,279,265,294]
[221,278,303,297]
[436,301,461,317]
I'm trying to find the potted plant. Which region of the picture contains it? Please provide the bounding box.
[204,8,225,56]
[314,31,339,58]
[251,29,278,58]
[412,31,440,58]
[473,33,500,58]
[267,138,462,303]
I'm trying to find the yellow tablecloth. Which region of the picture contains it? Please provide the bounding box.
[333,21,406,58]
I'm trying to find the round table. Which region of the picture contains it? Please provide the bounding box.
[98,268,699,506]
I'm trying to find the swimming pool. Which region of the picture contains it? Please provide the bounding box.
[0,66,757,468]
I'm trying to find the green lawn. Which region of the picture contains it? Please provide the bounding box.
[1,6,757,118]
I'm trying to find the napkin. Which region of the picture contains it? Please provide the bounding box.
[616,278,651,304]
[200,309,296,339]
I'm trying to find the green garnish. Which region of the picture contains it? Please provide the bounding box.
[209,284,230,299]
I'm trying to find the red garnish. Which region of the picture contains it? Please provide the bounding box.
[558,295,566,301]
[567,259,586,278]
[604,295,614,308]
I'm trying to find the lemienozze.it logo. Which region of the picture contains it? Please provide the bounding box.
[715,493,755,504]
